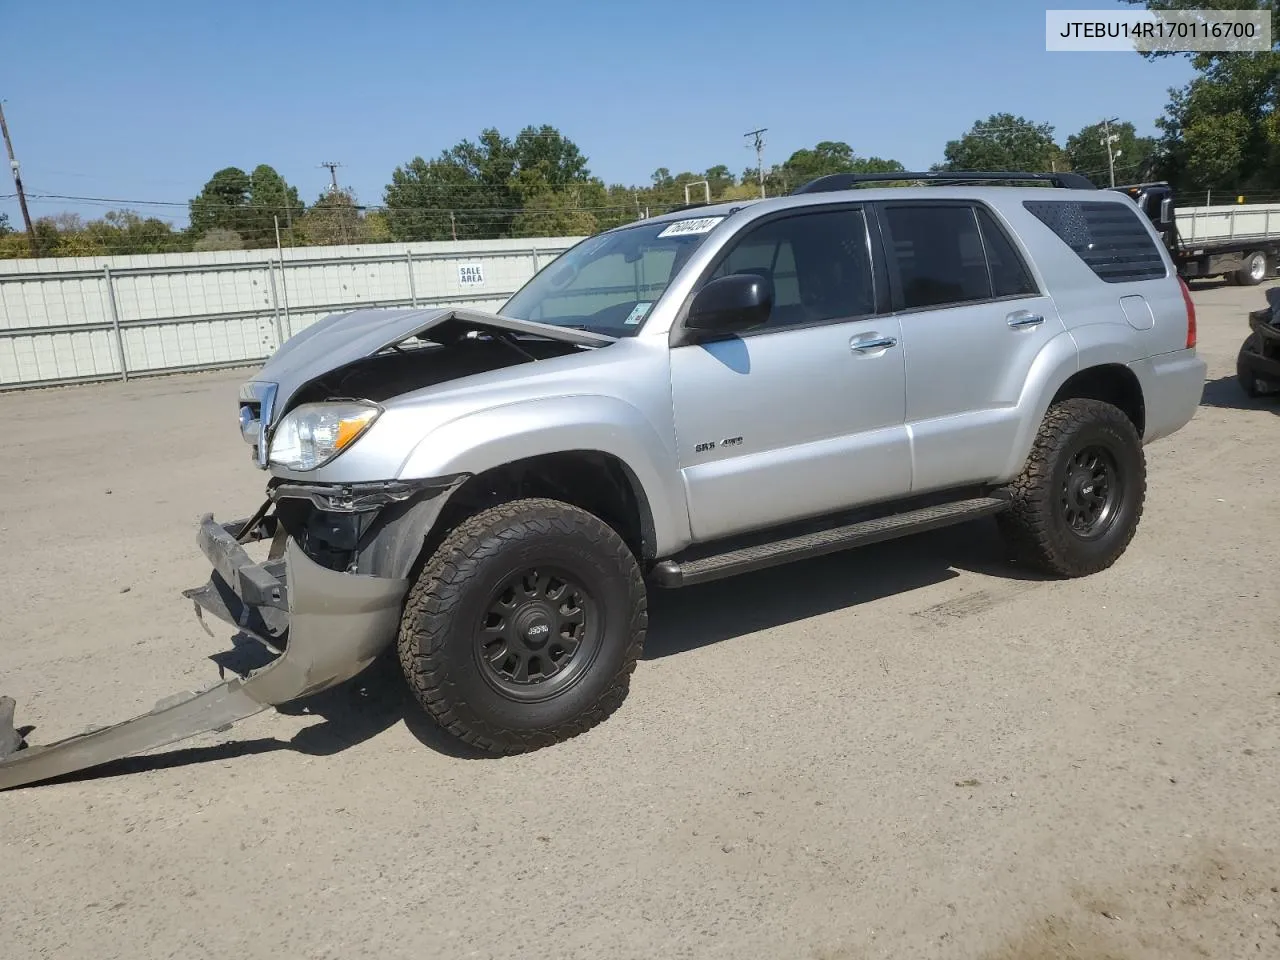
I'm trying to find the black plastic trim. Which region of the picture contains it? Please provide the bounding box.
[652,491,1011,587]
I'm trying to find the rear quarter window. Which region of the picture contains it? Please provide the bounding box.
[1022,199,1167,283]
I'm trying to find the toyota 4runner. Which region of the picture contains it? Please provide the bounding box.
[0,171,1207,789]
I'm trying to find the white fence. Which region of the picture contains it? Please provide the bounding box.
[6,199,1280,391]
[0,237,583,390]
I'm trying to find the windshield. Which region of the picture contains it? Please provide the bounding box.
[499,217,724,336]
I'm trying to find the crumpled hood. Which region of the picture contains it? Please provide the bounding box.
[245,305,616,416]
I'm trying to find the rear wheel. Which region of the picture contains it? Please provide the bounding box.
[997,398,1146,577]
[1235,251,1268,286]
[397,497,647,754]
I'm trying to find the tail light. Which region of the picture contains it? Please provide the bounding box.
[1178,276,1197,349]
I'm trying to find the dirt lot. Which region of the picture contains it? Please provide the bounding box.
[1,281,1278,960]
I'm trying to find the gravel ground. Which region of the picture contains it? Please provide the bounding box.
[1,281,1278,960]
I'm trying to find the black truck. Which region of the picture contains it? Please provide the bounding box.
[1113,181,1280,285]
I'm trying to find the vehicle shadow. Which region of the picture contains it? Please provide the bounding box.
[643,516,1042,659]
[1200,374,1280,414]
[24,518,1041,787]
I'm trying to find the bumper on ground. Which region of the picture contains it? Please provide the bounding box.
[0,509,407,791]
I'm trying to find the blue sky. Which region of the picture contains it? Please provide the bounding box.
[1,0,1196,228]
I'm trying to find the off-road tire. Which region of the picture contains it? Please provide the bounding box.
[397,497,647,754]
[996,398,1146,578]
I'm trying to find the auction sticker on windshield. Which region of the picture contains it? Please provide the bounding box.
[657,216,725,237]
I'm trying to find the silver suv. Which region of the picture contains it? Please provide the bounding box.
[0,171,1207,789]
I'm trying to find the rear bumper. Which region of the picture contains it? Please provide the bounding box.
[1129,348,1208,444]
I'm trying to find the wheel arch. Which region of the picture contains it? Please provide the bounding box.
[999,332,1147,482]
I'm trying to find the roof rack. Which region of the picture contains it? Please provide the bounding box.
[790,171,1098,195]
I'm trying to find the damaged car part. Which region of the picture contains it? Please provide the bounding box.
[0,511,410,791]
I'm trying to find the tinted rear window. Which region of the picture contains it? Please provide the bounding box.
[1023,199,1166,283]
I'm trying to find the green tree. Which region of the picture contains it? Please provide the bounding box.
[1063,120,1158,186]
[384,125,594,240]
[299,188,368,246]
[1120,0,1280,190]
[940,114,1062,173]
[191,226,245,251]
[0,212,10,235]
[83,210,184,254]
[760,142,905,194]
[512,125,589,187]
[245,164,303,246]
[188,165,301,246]
[704,164,734,196]
[385,128,518,241]
[189,167,252,237]
[510,187,599,237]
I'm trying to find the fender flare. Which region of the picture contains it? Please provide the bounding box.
[998,325,1146,480]
[396,394,691,558]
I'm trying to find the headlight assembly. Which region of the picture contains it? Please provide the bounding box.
[268,401,380,471]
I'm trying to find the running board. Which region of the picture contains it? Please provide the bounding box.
[651,495,1010,588]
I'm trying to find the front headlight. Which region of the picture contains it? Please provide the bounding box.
[268,401,381,471]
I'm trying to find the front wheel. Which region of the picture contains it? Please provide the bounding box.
[997,398,1146,578]
[397,498,647,754]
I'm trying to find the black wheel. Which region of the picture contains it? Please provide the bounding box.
[1235,251,1268,286]
[1238,334,1264,397]
[1235,333,1280,397]
[397,497,647,754]
[996,398,1146,578]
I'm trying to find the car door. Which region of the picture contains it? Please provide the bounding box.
[669,204,912,543]
[874,200,1065,493]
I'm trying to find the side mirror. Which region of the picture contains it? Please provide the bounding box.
[685,273,773,336]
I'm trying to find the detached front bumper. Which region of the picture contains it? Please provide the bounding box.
[0,508,408,791]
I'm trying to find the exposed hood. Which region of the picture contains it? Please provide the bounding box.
[244,306,617,416]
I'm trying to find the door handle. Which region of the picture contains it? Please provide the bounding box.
[1007,311,1044,328]
[851,335,897,352]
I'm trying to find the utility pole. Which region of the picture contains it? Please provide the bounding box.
[0,101,36,255]
[319,161,343,194]
[449,211,457,241]
[744,127,767,198]
[1099,117,1121,188]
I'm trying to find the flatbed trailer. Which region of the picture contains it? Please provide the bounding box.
[1112,182,1280,285]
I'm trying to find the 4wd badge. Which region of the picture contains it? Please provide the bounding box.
[695,436,743,454]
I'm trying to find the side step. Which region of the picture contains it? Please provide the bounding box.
[651,495,1009,588]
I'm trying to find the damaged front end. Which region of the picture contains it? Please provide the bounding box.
[0,476,463,791]
[0,305,610,790]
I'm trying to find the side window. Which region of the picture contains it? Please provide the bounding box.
[1022,199,1167,283]
[975,206,1038,297]
[882,204,991,309]
[708,208,875,328]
